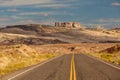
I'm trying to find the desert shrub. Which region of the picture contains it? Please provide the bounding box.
[45,53,55,58]
[112,56,120,65]
[88,52,120,66]
[100,53,113,62]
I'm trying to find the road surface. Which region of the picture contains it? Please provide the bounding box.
[1,54,120,80]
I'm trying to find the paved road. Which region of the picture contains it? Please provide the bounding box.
[1,54,120,80]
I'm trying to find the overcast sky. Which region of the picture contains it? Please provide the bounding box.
[0,0,120,27]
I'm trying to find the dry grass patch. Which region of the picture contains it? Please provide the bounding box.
[0,44,60,76]
[87,52,120,65]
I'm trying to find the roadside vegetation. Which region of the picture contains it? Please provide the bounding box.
[0,44,60,76]
[87,52,120,65]
[86,44,120,66]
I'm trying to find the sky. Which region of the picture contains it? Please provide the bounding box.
[0,0,120,28]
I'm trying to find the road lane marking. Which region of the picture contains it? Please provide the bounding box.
[73,54,77,80]
[70,54,77,80]
[82,53,120,70]
[8,54,64,80]
[70,56,73,80]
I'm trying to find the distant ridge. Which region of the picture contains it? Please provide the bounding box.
[0,24,120,44]
[0,24,44,35]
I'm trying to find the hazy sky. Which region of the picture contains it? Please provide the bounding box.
[0,0,120,27]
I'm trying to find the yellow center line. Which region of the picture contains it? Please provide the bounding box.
[70,56,73,80]
[73,54,77,80]
[70,53,77,80]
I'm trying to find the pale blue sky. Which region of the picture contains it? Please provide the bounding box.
[0,0,120,27]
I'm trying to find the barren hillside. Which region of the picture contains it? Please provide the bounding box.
[0,44,59,76]
[0,24,120,44]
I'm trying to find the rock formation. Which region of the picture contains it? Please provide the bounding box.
[99,44,120,54]
[55,22,85,29]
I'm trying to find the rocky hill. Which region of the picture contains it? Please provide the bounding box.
[0,24,44,35]
[0,24,69,35]
[0,24,120,44]
[0,37,67,45]
[0,33,67,45]
[100,44,120,54]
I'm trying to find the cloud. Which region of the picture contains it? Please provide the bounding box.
[0,0,73,9]
[112,2,120,6]
[0,19,39,26]
[14,20,38,24]
[0,18,9,21]
[19,11,65,16]
[10,16,21,19]
[7,9,19,12]
[39,18,58,25]
[0,10,4,12]
[98,18,120,23]
[3,18,56,25]
[0,8,20,13]
[0,0,53,6]
[84,23,106,26]
[19,12,49,16]
[35,3,71,9]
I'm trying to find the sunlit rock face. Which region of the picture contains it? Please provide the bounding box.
[73,22,81,28]
[55,22,85,29]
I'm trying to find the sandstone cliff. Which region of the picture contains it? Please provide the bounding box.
[55,22,85,29]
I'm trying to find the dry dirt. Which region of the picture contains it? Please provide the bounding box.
[30,43,120,54]
[100,44,120,54]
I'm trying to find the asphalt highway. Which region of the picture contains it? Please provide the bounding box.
[1,54,120,80]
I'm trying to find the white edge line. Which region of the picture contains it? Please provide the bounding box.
[82,53,120,70]
[8,54,64,80]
